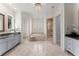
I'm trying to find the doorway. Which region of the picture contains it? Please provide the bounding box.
[55,15,61,46]
[47,17,53,40]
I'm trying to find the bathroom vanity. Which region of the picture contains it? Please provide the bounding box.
[65,33,79,56]
[0,32,21,55]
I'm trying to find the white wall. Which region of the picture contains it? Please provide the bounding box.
[64,3,79,34]
[32,17,44,33]
[64,4,75,34]
[21,12,32,39]
[15,10,21,32]
[72,3,79,34]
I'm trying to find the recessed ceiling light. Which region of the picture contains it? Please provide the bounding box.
[8,3,12,4]
[14,8,16,9]
[35,3,41,6]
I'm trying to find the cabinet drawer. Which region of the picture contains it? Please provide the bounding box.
[73,46,79,56]
[7,37,14,50]
[65,37,73,52]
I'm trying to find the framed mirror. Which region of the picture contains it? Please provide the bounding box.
[8,15,12,29]
[0,13,5,32]
[8,15,15,32]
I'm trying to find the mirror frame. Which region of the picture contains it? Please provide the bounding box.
[0,13,5,32]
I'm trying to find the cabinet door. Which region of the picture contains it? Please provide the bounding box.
[0,39,8,55]
[65,37,73,52]
[15,34,21,44]
[65,37,68,49]
[73,39,79,56]
[8,35,15,50]
[17,34,21,42]
[13,35,18,46]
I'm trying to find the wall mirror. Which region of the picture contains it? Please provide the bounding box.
[0,13,5,32]
[8,15,12,29]
[8,15,15,32]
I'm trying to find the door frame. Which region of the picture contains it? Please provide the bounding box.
[45,16,55,42]
[47,17,53,39]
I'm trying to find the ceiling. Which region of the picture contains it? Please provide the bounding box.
[2,3,64,17]
[3,3,63,12]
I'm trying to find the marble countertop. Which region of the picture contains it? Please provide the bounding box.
[0,32,21,36]
[0,32,21,39]
[66,34,79,40]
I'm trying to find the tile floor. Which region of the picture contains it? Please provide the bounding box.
[4,39,72,56]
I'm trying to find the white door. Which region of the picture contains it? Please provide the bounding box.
[55,15,61,46]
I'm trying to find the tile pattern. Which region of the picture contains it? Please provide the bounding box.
[4,39,72,56]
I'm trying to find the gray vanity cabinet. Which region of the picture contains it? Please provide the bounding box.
[8,33,21,50]
[0,33,21,55]
[7,34,15,50]
[65,37,73,53]
[0,37,8,55]
[65,37,79,56]
[72,39,79,55]
[15,34,21,44]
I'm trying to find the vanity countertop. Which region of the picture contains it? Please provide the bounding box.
[0,32,21,36]
[0,32,21,39]
[66,34,79,40]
